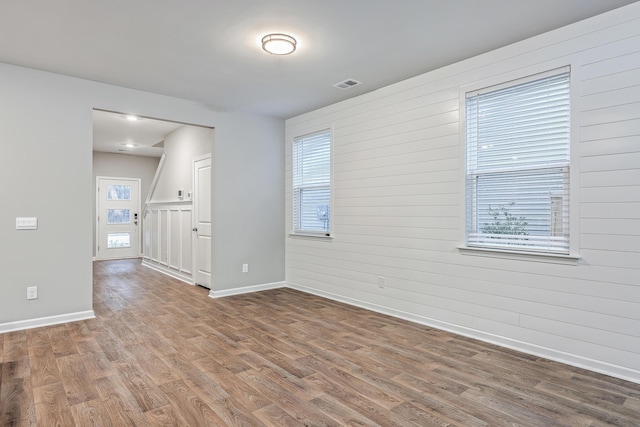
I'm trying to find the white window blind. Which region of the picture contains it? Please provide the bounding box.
[293,130,331,234]
[465,69,570,254]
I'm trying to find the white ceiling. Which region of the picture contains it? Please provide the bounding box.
[92,110,185,157]
[1,0,637,156]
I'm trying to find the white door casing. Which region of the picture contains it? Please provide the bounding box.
[96,177,141,260]
[192,155,212,288]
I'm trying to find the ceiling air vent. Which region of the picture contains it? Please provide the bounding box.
[333,79,362,90]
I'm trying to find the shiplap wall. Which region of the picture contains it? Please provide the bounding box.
[285,4,640,382]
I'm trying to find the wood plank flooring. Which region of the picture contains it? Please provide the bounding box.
[1,258,640,426]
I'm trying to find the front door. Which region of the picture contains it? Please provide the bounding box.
[96,177,141,260]
[192,155,212,288]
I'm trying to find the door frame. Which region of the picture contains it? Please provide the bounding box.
[95,176,142,260]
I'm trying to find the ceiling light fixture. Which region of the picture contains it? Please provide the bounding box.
[124,115,140,121]
[262,33,297,55]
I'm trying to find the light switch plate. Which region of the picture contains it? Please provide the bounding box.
[16,217,38,230]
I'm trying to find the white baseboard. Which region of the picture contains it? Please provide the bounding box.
[209,281,286,298]
[0,310,95,334]
[141,260,193,285]
[286,281,640,385]
[94,255,143,261]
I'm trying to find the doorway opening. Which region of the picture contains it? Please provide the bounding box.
[92,109,214,287]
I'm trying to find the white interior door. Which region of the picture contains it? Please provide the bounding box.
[192,155,212,288]
[97,177,141,260]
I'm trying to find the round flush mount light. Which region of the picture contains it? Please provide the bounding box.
[124,115,140,121]
[262,33,297,55]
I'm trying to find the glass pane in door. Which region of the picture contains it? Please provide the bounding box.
[107,233,131,248]
[107,185,131,200]
[107,209,130,224]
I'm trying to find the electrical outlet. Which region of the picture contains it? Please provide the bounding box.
[242,263,249,273]
[27,286,38,300]
[378,276,385,288]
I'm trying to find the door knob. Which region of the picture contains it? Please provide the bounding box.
[192,227,198,232]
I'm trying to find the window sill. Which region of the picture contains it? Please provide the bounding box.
[457,246,579,265]
[288,232,333,240]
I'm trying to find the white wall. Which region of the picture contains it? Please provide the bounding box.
[211,112,286,292]
[92,152,160,258]
[285,3,640,382]
[0,62,284,331]
[143,125,211,281]
[150,125,212,203]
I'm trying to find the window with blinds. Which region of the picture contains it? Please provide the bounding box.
[293,130,331,235]
[465,68,570,254]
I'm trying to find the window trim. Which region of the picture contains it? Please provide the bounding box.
[457,246,579,265]
[291,128,333,238]
[458,64,580,263]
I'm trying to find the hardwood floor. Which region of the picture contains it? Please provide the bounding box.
[2,259,640,426]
